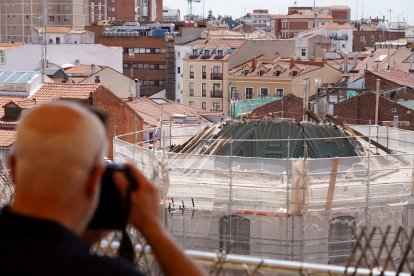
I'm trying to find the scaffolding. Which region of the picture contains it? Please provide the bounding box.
[113,122,414,269]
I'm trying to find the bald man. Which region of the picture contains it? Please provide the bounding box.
[0,102,205,276]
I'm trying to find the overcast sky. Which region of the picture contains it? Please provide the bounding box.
[165,0,412,25]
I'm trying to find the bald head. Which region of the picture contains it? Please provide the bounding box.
[14,102,106,185]
[10,102,107,233]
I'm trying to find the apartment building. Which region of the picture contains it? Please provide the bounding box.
[237,9,274,32]
[87,22,174,97]
[297,23,353,55]
[0,0,87,43]
[279,14,333,39]
[182,39,246,115]
[288,5,350,25]
[88,0,136,23]
[228,57,341,102]
[182,39,296,116]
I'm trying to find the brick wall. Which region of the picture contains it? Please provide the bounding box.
[248,94,303,122]
[333,92,414,130]
[331,10,349,24]
[108,0,136,21]
[353,31,405,51]
[365,71,414,100]
[92,86,143,159]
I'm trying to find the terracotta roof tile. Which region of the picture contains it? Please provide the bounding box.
[126,97,218,127]
[33,27,72,33]
[0,129,16,147]
[32,83,101,104]
[369,69,414,89]
[64,65,103,75]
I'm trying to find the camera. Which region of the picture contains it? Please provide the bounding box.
[87,163,138,230]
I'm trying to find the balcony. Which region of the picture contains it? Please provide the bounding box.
[210,90,223,98]
[211,72,223,80]
[330,34,348,41]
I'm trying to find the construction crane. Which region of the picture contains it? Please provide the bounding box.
[186,0,201,18]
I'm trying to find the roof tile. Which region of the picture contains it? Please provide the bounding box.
[32,83,101,104]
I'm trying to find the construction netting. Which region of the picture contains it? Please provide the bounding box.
[230,97,282,118]
[114,124,414,266]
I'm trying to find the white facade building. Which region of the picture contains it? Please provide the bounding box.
[0,44,123,73]
[174,44,193,103]
[297,23,353,55]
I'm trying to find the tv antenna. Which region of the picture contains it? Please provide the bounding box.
[186,0,201,18]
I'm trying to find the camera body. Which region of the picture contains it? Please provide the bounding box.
[87,163,138,230]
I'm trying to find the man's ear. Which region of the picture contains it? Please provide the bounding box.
[86,164,105,200]
[8,154,16,184]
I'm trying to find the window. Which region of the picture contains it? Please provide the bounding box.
[189,65,194,78]
[244,70,249,76]
[245,88,253,99]
[217,49,224,57]
[301,48,306,57]
[202,83,206,97]
[259,70,265,76]
[48,16,55,21]
[177,67,180,73]
[0,51,5,64]
[260,88,268,98]
[360,36,366,43]
[276,88,284,98]
[371,35,375,43]
[159,64,166,69]
[219,215,250,255]
[155,48,161,53]
[328,216,356,265]
[189,100,194,107]
[201,101,206,110]
[123,63,129,69]
[192,49,198,56]
[189,82,194,96]
[63,4,70,11]
[292,71,298,77]
[230,87,238,100]
[212,102,221,111]
[275,70,281,76]
[48,5,54,11]
[202,65,207,79]
[204,49,210,56]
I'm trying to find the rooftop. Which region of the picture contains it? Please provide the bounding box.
[367,69,414,89]
[125,97,220,128]
[32,83,101,104]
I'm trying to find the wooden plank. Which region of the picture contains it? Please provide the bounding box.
[325,158,339,211]
[325,114,393,154]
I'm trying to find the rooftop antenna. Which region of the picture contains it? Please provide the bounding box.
[186,0,201,19]
[313,0,317,28]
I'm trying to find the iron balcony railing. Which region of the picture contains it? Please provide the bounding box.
[211,72,223,80]
[210,90,223,98]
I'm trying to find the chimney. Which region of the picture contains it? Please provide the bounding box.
[251,56,257,71]
[352,53,358,68]
[343,53,349,73]
[75,59,80,66]
[91,64,96,74]
[94,75,100,83]
[290,58,295,69]
[67,74,73,83]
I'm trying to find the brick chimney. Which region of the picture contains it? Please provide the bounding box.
[251,56,257,71]
[290,58,295,69]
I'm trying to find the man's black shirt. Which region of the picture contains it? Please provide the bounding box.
[0,207,143,275]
